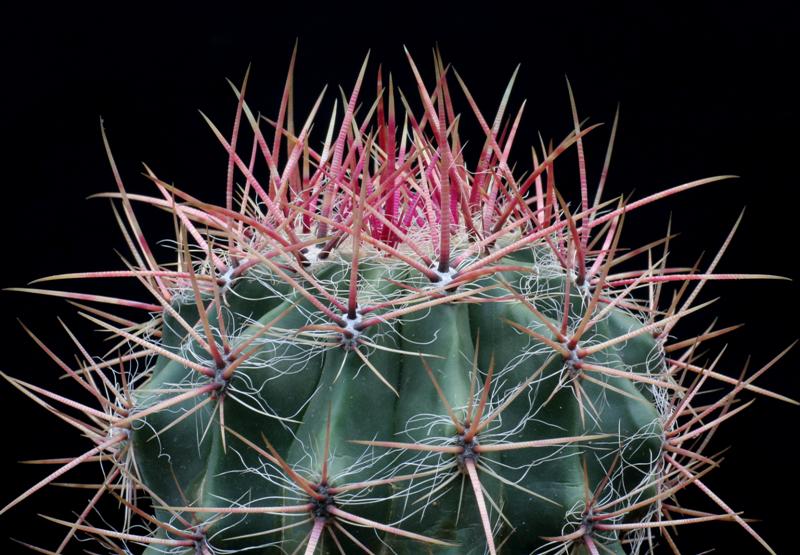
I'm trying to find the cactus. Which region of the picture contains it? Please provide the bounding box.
[1,47,795,554]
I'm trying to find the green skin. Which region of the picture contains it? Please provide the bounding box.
[133,255,664,554]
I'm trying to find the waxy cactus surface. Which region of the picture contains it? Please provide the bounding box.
[1,48,795,555]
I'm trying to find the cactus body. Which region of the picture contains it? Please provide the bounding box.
[129,248,664,554]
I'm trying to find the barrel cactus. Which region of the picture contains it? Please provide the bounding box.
[1,47,794,554]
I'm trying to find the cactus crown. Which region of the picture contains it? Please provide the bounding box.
[1,46,795,555]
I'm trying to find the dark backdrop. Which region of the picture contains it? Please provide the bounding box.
[1,3,797,553]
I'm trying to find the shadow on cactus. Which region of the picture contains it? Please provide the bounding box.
[1,46,795,555]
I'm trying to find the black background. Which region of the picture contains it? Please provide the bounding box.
[1,2,797,553]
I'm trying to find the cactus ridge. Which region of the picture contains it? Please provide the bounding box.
[1,46,795,555]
